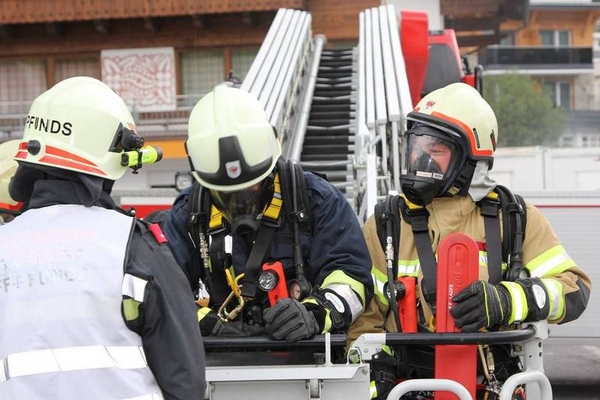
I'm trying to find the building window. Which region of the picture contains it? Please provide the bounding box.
[55,57,100,83]
[559,82,571,110]
[231,47,259,82]
[180,50,224,98]
[559,135,574,147]
[580,134,600,147]
[0,60,47,114]
[499,34,515,46]
[540,30,571,46]
[542,81,571,110]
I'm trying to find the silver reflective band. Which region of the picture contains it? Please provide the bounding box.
[0,345,148,383]
[125,393,164,400]
[122,273,149,302]
[325,284,363,323]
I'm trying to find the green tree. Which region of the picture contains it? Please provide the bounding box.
[483,73,566,147]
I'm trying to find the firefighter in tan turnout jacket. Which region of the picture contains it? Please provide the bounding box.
[349,83,592,399]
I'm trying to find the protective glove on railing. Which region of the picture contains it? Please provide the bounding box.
[263,298,320,342]
[197,307,264,337]
[263,289,352,342]
[450,278,550,332]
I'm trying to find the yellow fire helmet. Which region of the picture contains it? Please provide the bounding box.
[186,84,281,192]
[16,76,142,180]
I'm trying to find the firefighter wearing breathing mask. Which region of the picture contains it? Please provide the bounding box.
[0,76,205,400]
[0,140,23,224]
[159,84,373,343]
[348,83,591,399]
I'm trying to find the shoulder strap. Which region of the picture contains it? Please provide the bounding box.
[478,191,503,284]
[494,185,527,281]
[186,182,231,305]
[276,158,313,299]
[187,182,208,250]
[277,158,312,233]
[374,194,404,331]
[399,196,437,308]
[515,193,527,241]
[374,194,402,274]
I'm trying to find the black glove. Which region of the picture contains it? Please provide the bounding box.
[263,298,320,342]
[450,281,511,332]
[198,307,264,337]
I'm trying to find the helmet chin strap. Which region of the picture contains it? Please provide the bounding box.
[445,159,477,197]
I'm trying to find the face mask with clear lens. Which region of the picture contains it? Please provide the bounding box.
[400,128,465,206]
[404,134,457,179]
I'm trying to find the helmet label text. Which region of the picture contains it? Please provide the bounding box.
[25,115,72,136]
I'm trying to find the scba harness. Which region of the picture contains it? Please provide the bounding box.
[186,158,317,320]
[375,185,527,329]
[372,186,528,399]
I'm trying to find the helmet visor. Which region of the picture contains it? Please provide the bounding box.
[209,175,274,232]
[402,132,459,180]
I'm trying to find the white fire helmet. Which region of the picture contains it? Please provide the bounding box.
[16,76,139,180]
[0,140,20,211]
[400,82,498,205]
[406,82,498,167]
[186,84,281,192]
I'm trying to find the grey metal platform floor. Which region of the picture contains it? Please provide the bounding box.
[545,337,600,399]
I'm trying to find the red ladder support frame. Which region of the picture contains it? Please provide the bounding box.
[434,233,480,399]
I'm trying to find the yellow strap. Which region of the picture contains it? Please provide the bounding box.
[400,193,423,211]
[208,204,224,230]
[208,173,282,227]
[486,191,499,201]
[262,172,282,223]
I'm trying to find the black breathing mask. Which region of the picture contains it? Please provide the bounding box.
[210,174,274,234]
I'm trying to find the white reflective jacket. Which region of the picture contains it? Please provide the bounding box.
[0,205,163,400]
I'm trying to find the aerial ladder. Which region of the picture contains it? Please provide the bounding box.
[204,5,553,400]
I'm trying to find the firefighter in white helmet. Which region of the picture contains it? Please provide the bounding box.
[0,140,22,224]
[159,84,373,343]
[350,83,591,399]
[0,76,206,399]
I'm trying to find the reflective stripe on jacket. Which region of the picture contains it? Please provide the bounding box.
[349,195,592,344]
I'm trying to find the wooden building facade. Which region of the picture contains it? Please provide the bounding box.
[0,0,377,104]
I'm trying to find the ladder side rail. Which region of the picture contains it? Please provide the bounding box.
[269,13,313,138]
[263,10,306,122]
[370,8,389,183]
[386,4,414,193]
[240,8,288,93]
[247,9,295,106]
[285,34,326,162]
[364,9,376,133]
[378,5,402,193]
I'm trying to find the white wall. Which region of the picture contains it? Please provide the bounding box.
[537,203,600,338]
[491,146,600,191]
